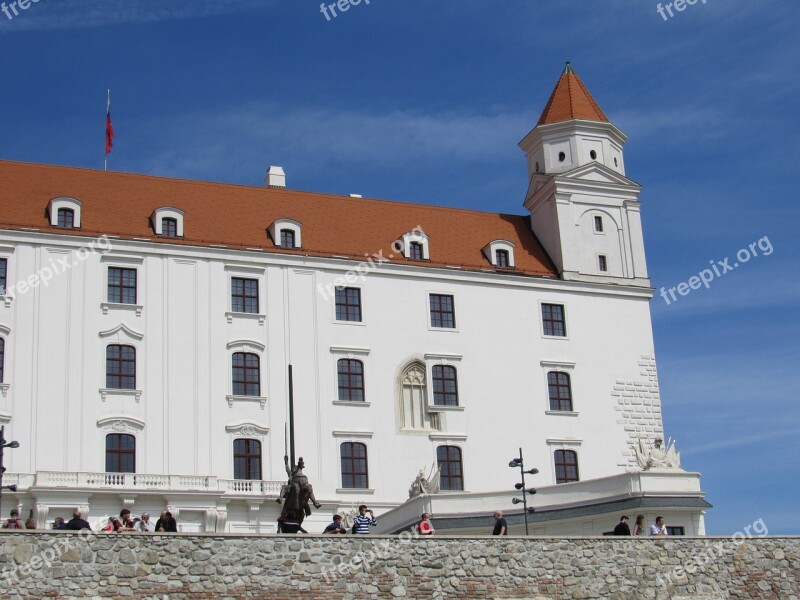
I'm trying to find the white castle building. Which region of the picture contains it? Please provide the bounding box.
[0,64,709,535]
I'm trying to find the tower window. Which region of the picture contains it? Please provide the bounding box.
[590,150,597,160]
[598,255,608,272]
[594,216,604,232]
[614,157,619,166]
[558,152,566,162]
[535,162,540,172]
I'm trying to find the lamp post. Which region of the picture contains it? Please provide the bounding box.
[509,447,538,536]
[0,426,20,520]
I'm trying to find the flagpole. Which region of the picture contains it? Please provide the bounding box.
[104,89,110,171]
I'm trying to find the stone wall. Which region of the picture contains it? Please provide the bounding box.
[0,532,797,599]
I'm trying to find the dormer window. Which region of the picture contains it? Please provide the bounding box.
[151,207,185,238]
[495,250,510,268]
[401,228,429,260]
[280,230,295,249]
[47,197,82,229]
[268,219,302,249]
[57,208,75,228]
[161,218,178,238]
[482,240,516,269]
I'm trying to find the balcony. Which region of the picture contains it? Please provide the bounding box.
[5,472,284,497]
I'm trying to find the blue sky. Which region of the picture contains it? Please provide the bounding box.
[1,0,798,535]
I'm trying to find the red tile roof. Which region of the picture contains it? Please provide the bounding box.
[537,63,609,126]
[0,160,558,278]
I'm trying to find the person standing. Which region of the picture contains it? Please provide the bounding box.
[2,509,22,529]
[352,505,377,534]
[613,515,631,536]
[417,513,435,536]
[650,516,668,536]
[492,511,508,536]
[632,515,646,536]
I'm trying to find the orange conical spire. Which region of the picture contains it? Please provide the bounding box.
[537,62,609,126]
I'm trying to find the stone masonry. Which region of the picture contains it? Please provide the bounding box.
[0,532,798,599]
[614,353,666,468]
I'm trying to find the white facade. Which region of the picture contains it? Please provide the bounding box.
[0,68,708,534]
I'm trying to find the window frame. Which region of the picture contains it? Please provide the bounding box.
[598,255,608,273]
[437,445,464,491]
[547,371,573,412]
[0,337,5,384]
[340,441,369,489]
[233,438,263,481]
[0,257,6,296]
[428,293,456,330]
[231,277,260,314]
[337,358,365,403]
[279,229,296,249]
[594,215,604,233]
[495,249,510,268]
[335,287,363,323]
[409,241,425,261]
[56,208,76,229]
[106,344,137,390]
[540,302,568,339]
[105,433,136,473]
[232,352,261,397]
[432,364,459,407]
[161,217,178,238]
[554,449,580,484]
[107,266,138,305]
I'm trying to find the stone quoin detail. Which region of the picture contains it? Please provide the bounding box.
[614,353,665,467]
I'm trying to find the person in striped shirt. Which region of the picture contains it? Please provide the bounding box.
[352,505,377,534]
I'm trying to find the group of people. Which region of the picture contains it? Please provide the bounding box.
[612,515,669,536]
[2,508,179,532]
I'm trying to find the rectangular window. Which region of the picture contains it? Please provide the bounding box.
[409,242,424,260]
[432,365,459,406]
[666,526,685,536]
[430,294,455,329]
[108,267,137,305]
[594,216,604,232]
[335,287,362,322]
[106,434,136,473]
[161,218,178,238]
[598,255,608,272]
[547,372,573,412]
[232,352,260,396]
[233,439,262,480]
[541,303,566,337]
[554,449,579,484]
[340,442,369,489]
[57,208,75,228]
[231,277,259,314]
[106,345,136,390]
[437,446,464,491]
[337,359,365,402]
[0,258,6,295]
[280,229,295,248]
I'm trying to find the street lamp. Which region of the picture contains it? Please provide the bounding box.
[0,426,20,520]
[509,447,538,536]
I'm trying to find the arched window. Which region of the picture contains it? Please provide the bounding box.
[106,345,136,390]
[161,217,178,238]
[437,445,464,491]
[0,337,4,383]
[432,365,458,406]
[399,363,439,431]
[106,434,136,473]
[232,352,260,396]
[233,439,262,480]
[57,208,75,228]
[340,442,368,489]
[547,372,573,412]
[554,449,579,484]
[338,359,365,402]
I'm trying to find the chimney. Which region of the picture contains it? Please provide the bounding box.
[266,166,286,188]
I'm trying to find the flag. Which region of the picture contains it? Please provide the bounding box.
[105,90,114,156]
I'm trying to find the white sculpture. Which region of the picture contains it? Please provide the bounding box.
[408,463,441,498]
[634,437,681,470]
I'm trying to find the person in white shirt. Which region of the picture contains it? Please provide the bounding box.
[649,516,667,536]
[137,512,155,532]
